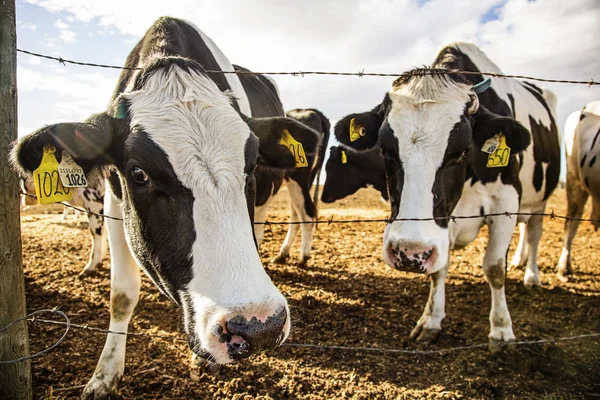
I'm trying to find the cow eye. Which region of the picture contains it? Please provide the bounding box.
[131,166,149,184]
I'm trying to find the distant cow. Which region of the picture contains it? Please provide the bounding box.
[557,101,600,281]
[335,42,560,346]
[19,177,107,275]
[321,145,388,203]
[12,17,320,399]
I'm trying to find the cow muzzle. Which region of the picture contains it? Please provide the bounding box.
[385,240,438,274]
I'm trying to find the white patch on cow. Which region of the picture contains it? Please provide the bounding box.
[123,64,288,363]
[279,179,314,263]
[187,22,252,117]
[287,109,314,120]
[383,75,472,274]
[564,109,581,156]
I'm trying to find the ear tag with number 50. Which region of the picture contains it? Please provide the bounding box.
[33,145,73,205]
[58,152,88,188]
[486,134,511,168]
[279,129,308,168]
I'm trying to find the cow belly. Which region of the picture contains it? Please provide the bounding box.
[517,146,548,212]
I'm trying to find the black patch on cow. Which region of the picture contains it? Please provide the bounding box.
[507,93,516,118]
[379,122,403,222]
[592,127,600,150]
[585,177,590,188]
[590,156,597,168]
[521,84,560,200]
[95,227,103,236]
[480,207,485,216]
[120,130,195,304]
[580,154,588,169]
[107,169,122,200]
[244,134,259,244]
[580,113,586,121]
[83,189,91,202]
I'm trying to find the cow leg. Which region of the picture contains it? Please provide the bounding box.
[508,222,528,270]
[523,212,545,287]
[253,197,273,248]
[557,183,589,282]
[279,179,315,266]
[273,202,299,264]
[483,214,516,345]
[80,213,105,276]
[60,206,70,221]
[410,266,447,343]
[83,189,141,400]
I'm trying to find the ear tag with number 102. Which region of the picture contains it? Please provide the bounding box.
[32,145,73,205]
[279,129,308,168]
[58,152,87,188]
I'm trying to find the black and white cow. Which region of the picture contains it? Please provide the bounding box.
[557,101,600,282]
[321,145,388,203]
[335,42,560,345]
[12,17,321,399]
[19,177,107,275]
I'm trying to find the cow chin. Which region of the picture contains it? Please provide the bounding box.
[382,222,449,275]
[184,296,291,365]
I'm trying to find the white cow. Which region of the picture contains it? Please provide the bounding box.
[557,101,600,281]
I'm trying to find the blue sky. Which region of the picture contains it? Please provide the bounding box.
[14,0,600,181]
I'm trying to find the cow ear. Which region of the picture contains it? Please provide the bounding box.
[334,111,382,150]
[247,116,321,169]
[471,106,531,154]
[11,112,123,177]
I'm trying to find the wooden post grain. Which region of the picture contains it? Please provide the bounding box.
[0,0,33,398]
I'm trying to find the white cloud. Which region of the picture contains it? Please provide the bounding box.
[54,18,76,43]
[18,21,38,31]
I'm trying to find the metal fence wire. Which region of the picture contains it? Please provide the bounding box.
[15,48,600,86]
[1,308,599,364]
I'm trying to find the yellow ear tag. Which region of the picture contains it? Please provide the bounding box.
[32,145,73,205]
[279,129,308,168]
[486,134,511,168]
[341,150,348,164]
[349,118,363,142]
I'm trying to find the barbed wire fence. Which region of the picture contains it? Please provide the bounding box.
[16,48,599,86]
[1,308,599,365]
[18,191,600,225]
[6,49,600,374]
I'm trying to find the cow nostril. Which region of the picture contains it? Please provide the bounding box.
[227,338,250,356]
[225,307,287,359]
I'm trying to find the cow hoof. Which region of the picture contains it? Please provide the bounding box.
[297,257,310,268]
[271,254,289,264]
[81,379,121,400]
[556,271,570,283]
[410,326,441,344]
[523,271,541,287]
[488,337,516,354]
[79,263,101,277]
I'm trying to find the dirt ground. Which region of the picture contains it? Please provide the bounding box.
[17,187,600,399]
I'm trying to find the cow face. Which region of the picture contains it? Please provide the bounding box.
[12,58,320,364]
[322,146,360,203]
[335,70,530,275]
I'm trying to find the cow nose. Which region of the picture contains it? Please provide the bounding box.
[387,241,437,274]
[220,307,288,361]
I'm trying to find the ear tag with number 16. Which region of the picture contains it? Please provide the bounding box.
[33,145,73,205]
[58,152,88,188]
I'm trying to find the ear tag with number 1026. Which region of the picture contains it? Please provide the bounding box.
[58,152,88,188]
[279,129,308,168]
[32,145,73,205]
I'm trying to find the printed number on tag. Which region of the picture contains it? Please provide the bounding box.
[481,135,500,154]
[486,135,511,168]
[58,152,87,188]
[33,145,73,205]
[279,129,308,168]
[341,150,348,164]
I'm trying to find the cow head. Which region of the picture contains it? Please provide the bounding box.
[12,57,321,363]
[322,145,388,203]
[335,69,530,274]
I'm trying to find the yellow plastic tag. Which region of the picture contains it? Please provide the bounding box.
[341,150,348,164]
[486,134,511,168]
[279,129,308,168]
[349,118,363,142]
[32,145,73,205]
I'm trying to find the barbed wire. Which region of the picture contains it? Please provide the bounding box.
[0,309,598,364]
[17,48,598,86]
[19,191,600,225]
[0,308,70,365]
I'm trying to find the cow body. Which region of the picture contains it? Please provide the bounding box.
[12,17,321,399]
[557,101,600,281]
[334,42,559,345]
[321,145,388,203]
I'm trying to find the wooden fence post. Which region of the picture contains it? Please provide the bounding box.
[0,0,33,398]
